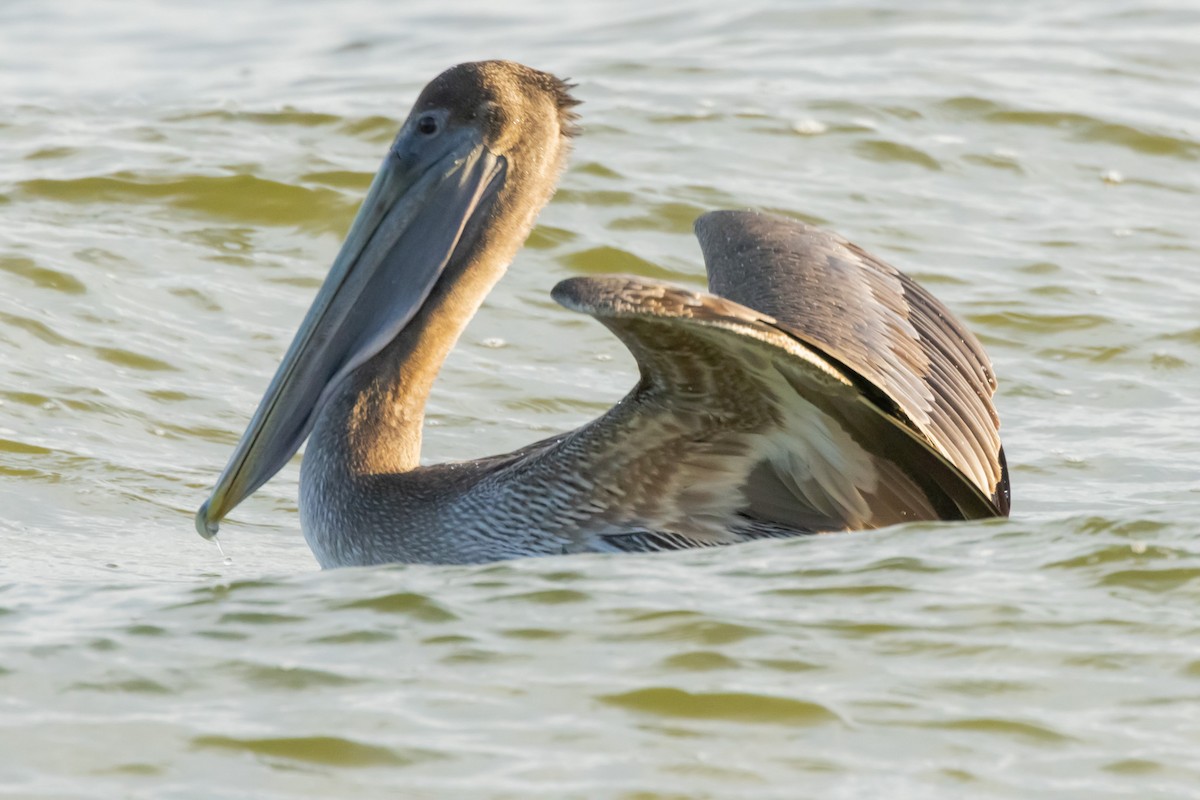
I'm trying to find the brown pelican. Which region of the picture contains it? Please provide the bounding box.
[195,61,1010,567]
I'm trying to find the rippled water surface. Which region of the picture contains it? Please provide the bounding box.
[2,1,1199,797]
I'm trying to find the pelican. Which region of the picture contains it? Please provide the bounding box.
[195,61,1010,567]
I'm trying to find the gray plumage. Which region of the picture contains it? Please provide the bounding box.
[196,61,1010,567]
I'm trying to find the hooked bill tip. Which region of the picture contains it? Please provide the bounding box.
[195,501,220,540]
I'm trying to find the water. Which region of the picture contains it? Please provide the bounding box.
[2,0,1199,797]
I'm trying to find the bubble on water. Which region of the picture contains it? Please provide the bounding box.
[1102,170,1123,184]
[1130,541,1147,555]
[480,337,507,349]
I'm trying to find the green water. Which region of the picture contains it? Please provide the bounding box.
[2,1,1198,797]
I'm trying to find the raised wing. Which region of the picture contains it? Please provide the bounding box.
[546,268,1003,554]
[695,210,1010,514]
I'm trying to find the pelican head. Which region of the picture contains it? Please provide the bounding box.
[196,61,579,538]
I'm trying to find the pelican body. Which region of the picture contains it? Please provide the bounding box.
[196,61,1010,567]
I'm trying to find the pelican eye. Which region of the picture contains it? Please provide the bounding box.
[417,114,440,136]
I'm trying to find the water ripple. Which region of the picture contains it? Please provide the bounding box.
[192,735,437,768]
[2,2,1199,798]
[16,174,354,232]
[599,687,842,726]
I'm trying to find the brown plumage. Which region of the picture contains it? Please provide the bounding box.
[196,61,1010,567]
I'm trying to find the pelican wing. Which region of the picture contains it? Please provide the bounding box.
[548,271,1001,553]
[695,211,1010,514]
